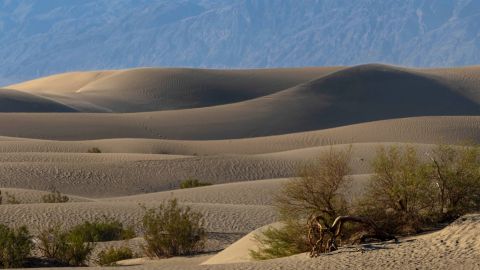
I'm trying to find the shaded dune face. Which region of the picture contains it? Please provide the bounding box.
[0,88,77,112]
[290,64,480,128]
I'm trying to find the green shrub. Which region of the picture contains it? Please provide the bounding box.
[358,145,435,234]
[0,225,33,268]
[427,144,480,221]
[87,147,102,153]
[180,179,212,189]
[42,188,69,203]
[250,143,480,259]
[96,246,135,266]
[69,218,135,242]
[250,221,308,260]
[142,198,206,258]
[252,147,352,259]
[37,225,95,267]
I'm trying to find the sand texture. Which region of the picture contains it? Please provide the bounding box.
[0,64,479,269]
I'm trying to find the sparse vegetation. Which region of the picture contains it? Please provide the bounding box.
[96,246,135,266]
[0,190,21,205]
[0,225,33,268]
[426,144,480,221]
[358,145,435,234]
[41,187,70,203]
[251,143,480,259]
[5,192,20,204]
[250,221,307,260]
[142,198,206,258]
[37,225,95,267]
[69,218,135,242]
[359,144,480,234]
[87,147,102,153]
[180,179,212,189]
[252,147,352,259]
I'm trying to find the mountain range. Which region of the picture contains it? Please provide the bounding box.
[1,0,480,84]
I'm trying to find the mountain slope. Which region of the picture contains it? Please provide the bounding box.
[2,0,480,84]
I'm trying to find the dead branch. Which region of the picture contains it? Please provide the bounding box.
[308,215,397,257]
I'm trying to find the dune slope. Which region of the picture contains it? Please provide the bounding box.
[0,88,77,112]
[7,67,342,112]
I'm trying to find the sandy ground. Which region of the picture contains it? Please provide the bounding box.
[0,64,479,269]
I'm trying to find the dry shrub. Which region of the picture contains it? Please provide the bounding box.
[0,225,32,268]
[68,218,135,242]
[142,199,206,258]
[253,146,352,259]
[87,147,101,153]
[41,188,69,203]
[276,146,352,223]
[96,246,135,266]
[37,225,95,267]
[0,190,21,205]
[180,179,212,189]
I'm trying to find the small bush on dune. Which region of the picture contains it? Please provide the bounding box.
[41,187,69,203]
[96,246,135,266]
[250,220,308,260]
[37,218,134,267]
[37,225,95,267]
[0,190,21,205]
[180,179,212,189]
[142,198,206,258]
[69,218,135,242]
[87,147,102,153]
[0,225,33,268]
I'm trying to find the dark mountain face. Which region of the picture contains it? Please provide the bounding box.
[1,0,480,85]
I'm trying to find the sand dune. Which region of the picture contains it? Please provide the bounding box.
[7,67,342,112]
[1,64,479,269]
[178,214,480,270]
[6,71,117,94]
[0,88,77,112]
[0,143,446,197]
[202,223,283,265]
[0,113,480,141]
[0,116,478,153]
[1,65,479,139]
[0,201,276,235]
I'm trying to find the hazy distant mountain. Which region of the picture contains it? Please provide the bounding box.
[1,0,480,85]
